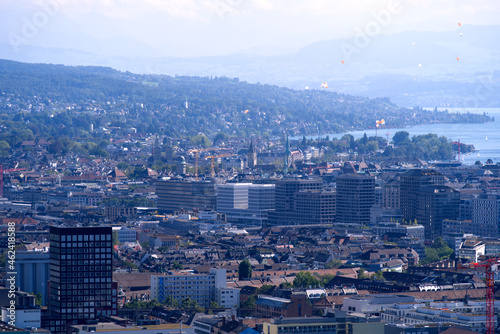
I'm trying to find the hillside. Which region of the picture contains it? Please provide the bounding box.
[0,59,492,146]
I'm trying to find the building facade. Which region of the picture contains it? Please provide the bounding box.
[400,169,444,223]
[151,269,239,309]
[44,226,117,334]
[335,173,375,225]
[156,180,216,213]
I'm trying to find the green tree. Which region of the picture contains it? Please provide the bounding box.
[293,271,320,288]
[325,259,343,269]
[358,268,369,279]
[172,261,183,270]
[238,259,253,280]
[392,131,410,145]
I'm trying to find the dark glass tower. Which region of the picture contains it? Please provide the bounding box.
[44,226,117,334]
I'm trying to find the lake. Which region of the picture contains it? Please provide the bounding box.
[298,108,500,165]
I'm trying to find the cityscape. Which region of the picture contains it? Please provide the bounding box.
[1,1,500,334]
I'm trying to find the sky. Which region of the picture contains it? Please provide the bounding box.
[1,0,499,57]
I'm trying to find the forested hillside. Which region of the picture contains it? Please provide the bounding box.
[0,59,492,147]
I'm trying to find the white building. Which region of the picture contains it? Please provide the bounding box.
[112,226,138,244]
[381,301,496,331]
[151,269,239,308]
[1,292,41,329]
[216,183,275,226]
[458,239,485,263]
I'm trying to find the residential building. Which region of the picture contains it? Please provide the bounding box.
[255,293,312,318]
[151,269,239,309]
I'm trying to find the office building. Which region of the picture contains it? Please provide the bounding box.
[267,178,326,225]
[400,169,444,222]
[217,183,275,226]
[43,226,117,334]
[335,173,375,225]
[416,185,460,240]
[471,194,500,238]
[156,179,216,213]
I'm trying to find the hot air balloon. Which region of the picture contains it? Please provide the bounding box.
[456,57,460,61]
[305,86,309,90]
[321,82,328,88]
[341,60,345,64]
[418,63,422,68]
[411,42,415,46]
[244,110,250,113]
[458,22,462,27]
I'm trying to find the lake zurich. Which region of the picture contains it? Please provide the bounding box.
[323,108,500,165]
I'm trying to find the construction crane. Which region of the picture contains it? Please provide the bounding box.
[205,153,233,178]
[0,165,25,198]
[458,258,499,334]
[187,148,216,181]
[452,139,463,162]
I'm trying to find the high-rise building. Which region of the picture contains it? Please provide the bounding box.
[43,226,117,334]
[335,173,375,225]
[400,169,444,222]
[416,185,460,240]
[156,179,216,213]
[293,190,335,224]
[471,194,500,238]
[383,178,400,209]
[267,178,324,225]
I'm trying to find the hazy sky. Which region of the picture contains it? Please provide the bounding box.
[1,0,499,57]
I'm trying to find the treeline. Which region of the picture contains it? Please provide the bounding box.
[0,59,493,144]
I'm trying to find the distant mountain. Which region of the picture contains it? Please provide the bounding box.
[1,26,499,107]
[0,59,492,144]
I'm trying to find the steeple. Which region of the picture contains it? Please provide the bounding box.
[248,138,257,168]
[284,135,291,174]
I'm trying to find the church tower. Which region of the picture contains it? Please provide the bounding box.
[248,139,257,168]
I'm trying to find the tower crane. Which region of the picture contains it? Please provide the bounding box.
[205,153,233,178]
[458,258,499,334]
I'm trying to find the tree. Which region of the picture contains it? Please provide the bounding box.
[325,259,343,269]
[213,132,227,145]
[112,230,119,246]
[371,271,384,281]
[358,268,368,279]
[293,271,320,288]
[238,259,252,280]
[209,301,219,309]
[392,131,409,145]
[172,261,183,270]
